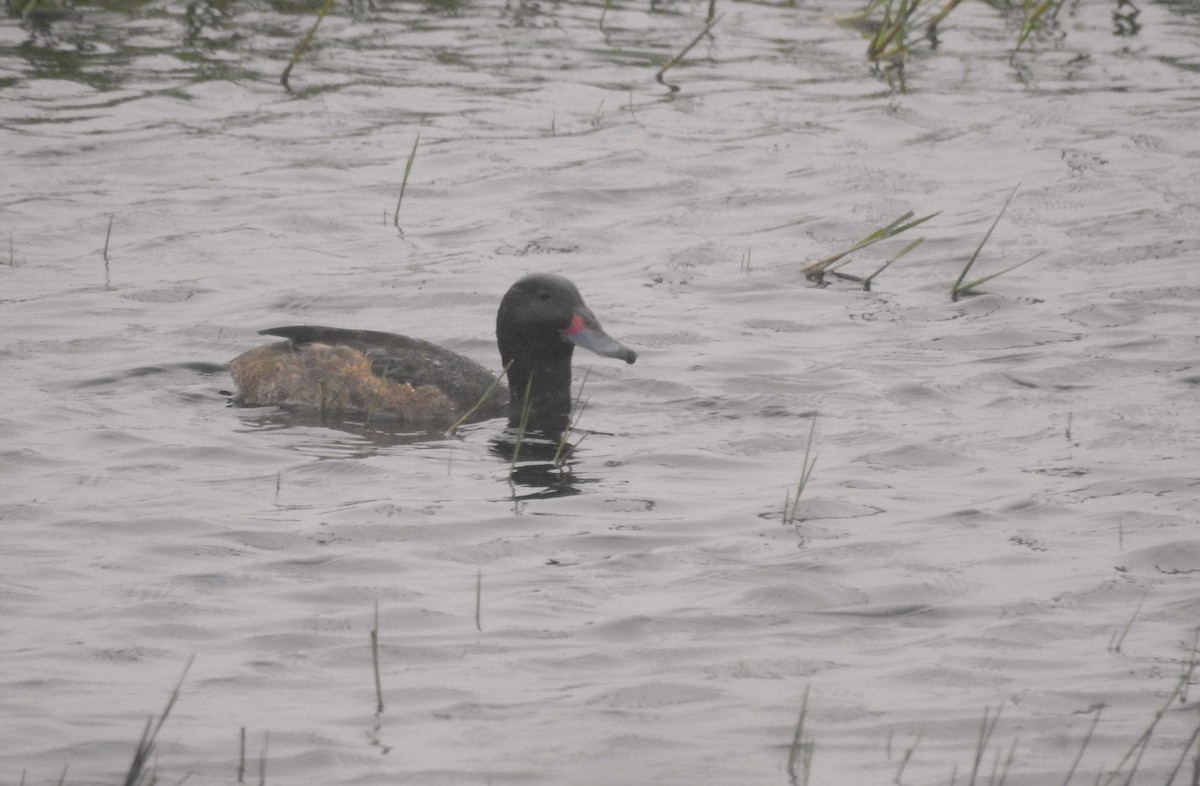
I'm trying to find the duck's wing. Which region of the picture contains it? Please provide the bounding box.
[260,326,508,414]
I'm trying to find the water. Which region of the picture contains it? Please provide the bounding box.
[3,0,1200,782]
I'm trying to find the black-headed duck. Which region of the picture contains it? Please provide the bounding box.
[230,273,637,433]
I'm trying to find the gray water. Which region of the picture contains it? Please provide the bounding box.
[3,0,1200,782]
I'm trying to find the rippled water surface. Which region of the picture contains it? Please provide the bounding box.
[3,0,1200,782]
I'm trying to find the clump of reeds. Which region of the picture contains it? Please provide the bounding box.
[836,0,965,62]
[866,0,926,61]
[840,0,1075,64]
[965,703,1004,785]
[801,190,1037,299]
[840,0,1069,64]
[1098,636,1199,785]
[948,639,1198,784]
[802,210,937,290]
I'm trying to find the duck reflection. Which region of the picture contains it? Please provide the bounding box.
[232,406,597,500]
[488,425,587,500]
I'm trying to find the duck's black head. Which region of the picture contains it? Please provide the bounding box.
[496,273,636,433]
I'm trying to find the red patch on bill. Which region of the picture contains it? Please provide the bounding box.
[565,314,586,335]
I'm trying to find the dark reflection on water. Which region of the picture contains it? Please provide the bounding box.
[234,408,442,447]
[221,385,592,499]
[224,406,594,497]
[230,410,592,498]
[489,429,583,500]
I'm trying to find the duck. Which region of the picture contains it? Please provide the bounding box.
[230,273,637,434]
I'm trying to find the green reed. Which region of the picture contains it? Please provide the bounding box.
[362,361,392,430]
[507,376,535,483]
[446,359,512,436]
[867,0,922,61]
[238,727,247,783]
[1012,0,1067,59]
[967,703,1003,786]
[1108,588,1148,654]
[951,185,1040,301]
[837,0,956,62]
[1062,704,1103,786]
[893,732,923,784]
[280,0,335,91]
[782,419,818,531]
[843,0,1065,63]
[122,656,193,786]
[102,214,114,264]
[370,601,384,713]
[655,13,723,92]
[1100,646,1198,785]
[786,686,814,786]
[552,368,592,468]
[393,134,420,232]
[474,569,483,632]
[863,235,923,292]
[258,732,270,785]
[785,672,1200,786]
[102,215,114,289]
[803,209,937,288]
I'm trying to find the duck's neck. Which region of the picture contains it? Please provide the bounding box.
[505,350,575,435]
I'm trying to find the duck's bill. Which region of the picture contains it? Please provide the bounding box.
[564,309,638,364]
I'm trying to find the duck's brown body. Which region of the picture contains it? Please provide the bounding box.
[231,327,508,430]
